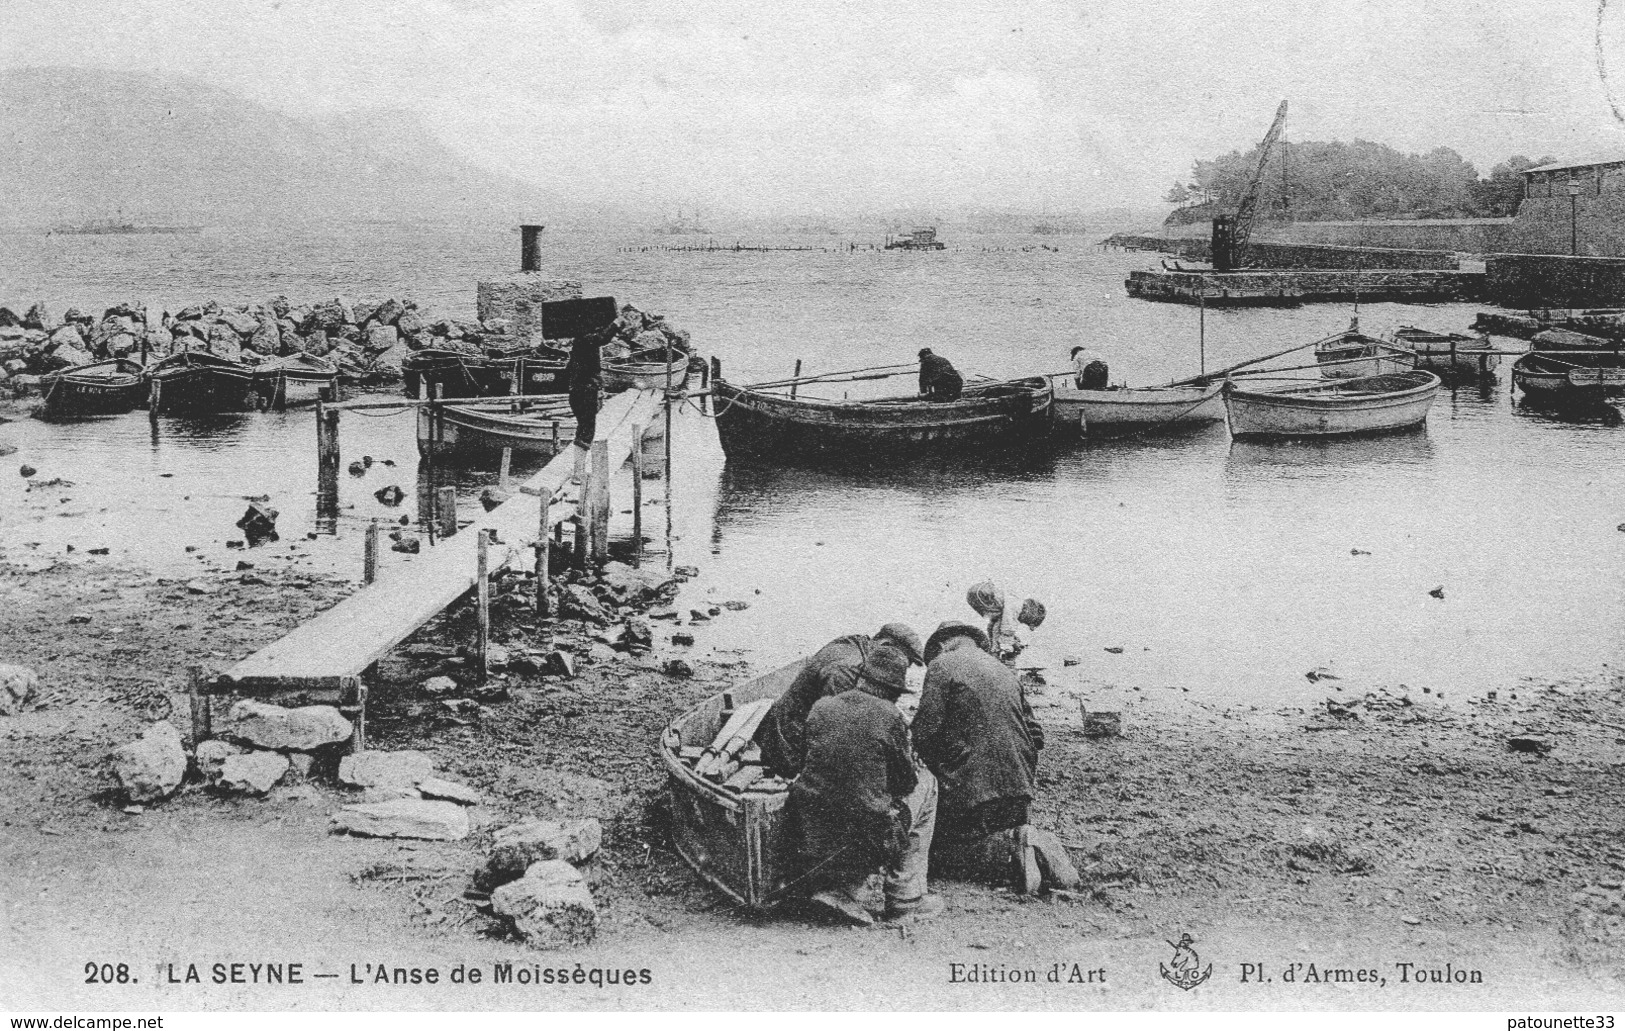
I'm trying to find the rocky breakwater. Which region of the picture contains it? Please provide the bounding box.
[412,301,694,362]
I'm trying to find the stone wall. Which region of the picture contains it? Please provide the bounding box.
[1484,254,1625,307]
[1101,234,1458,270]
[476,274,583,349]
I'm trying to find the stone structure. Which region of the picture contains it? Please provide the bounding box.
[475,225,582,348]
[1484,253,1625,308]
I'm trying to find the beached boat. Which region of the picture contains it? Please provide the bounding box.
[1223,371,1441,439]
[34,359,147,421]
[603,350,692,393]
[251,352,338,408]
[711,375,1053,461]
[1049,378,1224,435]
[1511,352,1625,402]
[661,660,804,911]
[1314,331,1416,379]
[415,396,578,460]
[146,350,255,413]
[1386,326,1500,378]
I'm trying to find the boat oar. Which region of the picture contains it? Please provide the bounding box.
[743,362,918,391]
[1166,329,1352,387]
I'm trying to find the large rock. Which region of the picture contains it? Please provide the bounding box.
[217,700,353,751]
[207,322,242,358]
[490,860,598,948]
[394,308,426,338]
[338,749,435,790]
[105,333,139,357]
[194,739,247,781]
[332,798,470,840]
[0,664,40,715]
[372,299,405,326]
[479,817,602,889]
[45,344,93,369]
[111,722,187,803]
[417,776,481,806]
[250,319,280,355]
[222,310,261,336]
[23,303,57,332]
[599,561,675,603]
[47,324,85,349]
[217,750,289,795]
[364,324,397,353]
[559,584,613,624]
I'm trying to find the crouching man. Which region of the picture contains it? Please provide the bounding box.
[790,645,942,925]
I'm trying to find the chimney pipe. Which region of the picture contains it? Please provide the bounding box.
[520,224,544,272]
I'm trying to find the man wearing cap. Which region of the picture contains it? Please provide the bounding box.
[756,623,925,779]
[917,348,963,402]
[914,620,1078,893]
[791,645,942,925]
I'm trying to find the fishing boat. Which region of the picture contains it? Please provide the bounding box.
[603,348,692,393]
[1223,370,1441,439]
[710,372,1053,461]
[146,350,255,413]
[1386,326,1500,378]
[251,352,338,408]
[1048,379,1224,435]
[1314,330,1416,379]
[1510,352,1625,402]
[415,396,578,460]
[401,347,512,399]
[33,359,147,420]
[662,660,805,911]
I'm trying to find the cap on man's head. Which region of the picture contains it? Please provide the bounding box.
[924,620,992,663]
[857,645,911,698]
[918,347,932,357]
[875,622,925,666]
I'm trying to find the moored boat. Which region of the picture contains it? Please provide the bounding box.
[1386,326,1500,378]
[251,352,338,408]
[415,396,578,460]
[1223,370,1441,439]
[1511,351,1625,402]
[661,660,804,911]
[34,359,147,421]
[1049,378,1224,435]
[711,372,1053,461]
[1314,330,1416,379]
[146,350,255,413]
[603,349,692,393]
[401,347,515,399]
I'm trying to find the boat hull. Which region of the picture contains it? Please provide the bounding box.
[147,355,255,413]
[1511,352,1625,401]
[603,358,691,394]
[662,661,804,911]
[1224,372,1441,439]
[1389,329,1500,377]
[1050,381,1224,435]
[712,377,1053,461]
[252,355,339,408]
[415,400,577,460]
[35,361,146,420]
[1315,337,1415,379]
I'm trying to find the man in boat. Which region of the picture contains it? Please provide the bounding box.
[563,328,605,482]
[914,620,1079,894]
[791,645,942,925]
[1071,346,1109,390]
[756,622,926,778]
[917,347,964,402]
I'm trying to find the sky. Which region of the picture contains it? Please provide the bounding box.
[4,0,1625,215]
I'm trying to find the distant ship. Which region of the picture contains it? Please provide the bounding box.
[50,218,203,236]
[653,207,712,236]
[884,227,946,251]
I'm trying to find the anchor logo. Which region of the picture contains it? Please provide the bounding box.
[1159,933,1213,991]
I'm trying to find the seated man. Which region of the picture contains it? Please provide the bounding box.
[1071,345,1109,390]
[917,347,964,402]
[913,620,1078,894]
[756,623,924,778]
[791,645,941,925]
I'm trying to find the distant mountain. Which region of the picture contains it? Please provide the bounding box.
[0,67,560,228]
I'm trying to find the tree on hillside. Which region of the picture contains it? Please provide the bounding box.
[1468,155,1553,216]
[1163,182,1193,204]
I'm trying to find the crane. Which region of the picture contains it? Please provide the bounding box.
[1210,99,1288,272]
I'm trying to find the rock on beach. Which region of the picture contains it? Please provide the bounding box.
[332,798,470,840]
[111,721,187,803]
[489,860,598,948]
[217,700,353,751]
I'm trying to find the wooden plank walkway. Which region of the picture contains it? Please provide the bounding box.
[218,389,661,692]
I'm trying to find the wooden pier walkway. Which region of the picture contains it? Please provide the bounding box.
[214,388,661,702]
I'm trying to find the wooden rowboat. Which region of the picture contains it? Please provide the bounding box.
[1223,370,1441,439]
[251,352,338,408]
[1511,352,1625,402]
[1386,326,1500,378]
[712,374,1053,461]
[661,660,804,911]
[1314,330,1416,379]
[415,396,577,460]
[603,351,692,394]
[34,359,147,421]
[147,350,255,413]
[1049,378,1223,435]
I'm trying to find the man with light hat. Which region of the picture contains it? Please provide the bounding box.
[791,644,942,926]
[915,620,1078,894]
[756,622,925,778]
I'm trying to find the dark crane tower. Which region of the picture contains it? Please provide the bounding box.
[1211,100,1288,272]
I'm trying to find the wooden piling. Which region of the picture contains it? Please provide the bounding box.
[589,438,611,563]
[437,486,458,538]
[316,405,340,522]
[187,664,211,746]
[572,514,587,570]
[790,359,802,399]
[342,675,367,752]
[475,529,490,681]
[631,424,644,567]
[535,491,551,618]
[364,519,380,584]
[499,447,513,491]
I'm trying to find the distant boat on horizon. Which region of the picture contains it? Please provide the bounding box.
[48,218,204,236]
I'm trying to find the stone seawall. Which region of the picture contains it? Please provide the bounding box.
[1485,254,1625,308]
[1102,234,1460,270]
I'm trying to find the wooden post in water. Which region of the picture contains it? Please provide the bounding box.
[437,486,457,538]
[187,664,211,746]
[148,380,160,423]
[630,424,644,568]
[572,514,587,570]
[316,405,340,524]
[499,447,513,492]
[790,359,802,399]
[535,492,551,619]
[475,529,490,682]
[589,438,610,563]
[364,519,380,584]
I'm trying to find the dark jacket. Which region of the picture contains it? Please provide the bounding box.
[563,332,602,393]
[918,351,963,399]
[913,637,1043,828]
[756,634,876,777]
[790,685,917,884]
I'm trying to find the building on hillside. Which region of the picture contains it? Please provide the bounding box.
[1516,155,1625,256]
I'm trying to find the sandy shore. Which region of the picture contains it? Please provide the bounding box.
[2,510,1623,1010]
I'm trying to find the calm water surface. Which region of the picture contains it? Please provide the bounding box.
[2,223,1622,707]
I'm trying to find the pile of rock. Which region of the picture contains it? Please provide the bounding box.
[479,817,603,948]
[594,303,693,360]
[330,748,481,840]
